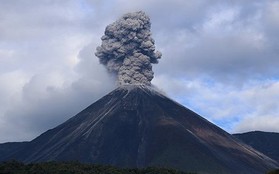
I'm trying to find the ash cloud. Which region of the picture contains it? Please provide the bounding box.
[95,11,161,86]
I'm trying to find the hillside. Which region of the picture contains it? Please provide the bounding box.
[234,131,279,162]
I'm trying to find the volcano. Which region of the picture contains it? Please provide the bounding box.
[1,85,278,174]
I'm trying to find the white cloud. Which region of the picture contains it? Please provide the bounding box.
[154,76,279,132]
[0,42,114,142]
[235,115,279,133]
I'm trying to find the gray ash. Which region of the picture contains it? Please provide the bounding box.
[95,11,161,86]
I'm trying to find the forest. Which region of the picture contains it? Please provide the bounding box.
[0,161,194,174]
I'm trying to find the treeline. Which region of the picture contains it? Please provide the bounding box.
[0,160,195,174]
[268,169,279,174]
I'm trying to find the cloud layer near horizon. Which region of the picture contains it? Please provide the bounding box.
[0,0,278,142]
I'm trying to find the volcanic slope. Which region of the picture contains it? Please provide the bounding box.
[3,85,278,174]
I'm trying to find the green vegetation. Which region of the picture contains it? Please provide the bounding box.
[0,160,195,174]
[267,169,279,174]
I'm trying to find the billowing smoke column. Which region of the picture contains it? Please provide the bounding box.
[95,11,162,86]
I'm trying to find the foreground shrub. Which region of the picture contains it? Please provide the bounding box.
[0,160,195,174]
[268,169,279,174]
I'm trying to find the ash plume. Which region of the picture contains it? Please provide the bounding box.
[95,11,162,86]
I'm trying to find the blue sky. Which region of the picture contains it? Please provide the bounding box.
[0,0,279,143]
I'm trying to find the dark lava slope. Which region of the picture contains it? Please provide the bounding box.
[2,85,278,174]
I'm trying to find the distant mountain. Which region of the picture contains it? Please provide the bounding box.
[0,142,28,161]
[1,85,278,174]
[234,131,279,163]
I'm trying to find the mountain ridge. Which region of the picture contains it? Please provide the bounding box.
[234,131,279,163]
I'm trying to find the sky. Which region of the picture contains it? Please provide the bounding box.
[0,0,279,143]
